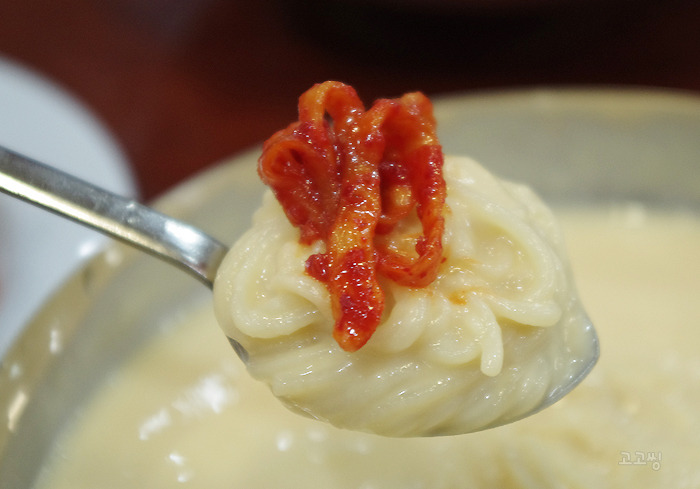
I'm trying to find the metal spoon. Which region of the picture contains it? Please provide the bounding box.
[0,144,598,435]
[0,145,227,288]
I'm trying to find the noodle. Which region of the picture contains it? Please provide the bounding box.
[214,156,595,436]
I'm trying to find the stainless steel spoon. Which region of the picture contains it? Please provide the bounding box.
[0,146,227,288]
[0,144,598,435]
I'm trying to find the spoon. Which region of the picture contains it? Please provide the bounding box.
[0,145,227,288]
[0,144,598,435]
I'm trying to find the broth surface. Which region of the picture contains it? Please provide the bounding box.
[35,206,700,488]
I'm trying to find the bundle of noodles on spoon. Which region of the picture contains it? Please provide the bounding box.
[213,81,598,437]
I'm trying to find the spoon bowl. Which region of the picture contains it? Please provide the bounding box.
[0,144,598,436]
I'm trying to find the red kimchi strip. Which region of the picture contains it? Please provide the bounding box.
[258,81,446,352]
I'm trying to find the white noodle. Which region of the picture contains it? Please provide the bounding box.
[213,156,594,436]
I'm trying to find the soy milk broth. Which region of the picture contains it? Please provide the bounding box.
[33,205,700,488]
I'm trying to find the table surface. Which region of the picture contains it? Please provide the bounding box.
[1,0,699,200]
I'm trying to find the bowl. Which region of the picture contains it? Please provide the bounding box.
[1,87,699,487]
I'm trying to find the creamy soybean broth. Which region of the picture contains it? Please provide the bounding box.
[35,206,700,488]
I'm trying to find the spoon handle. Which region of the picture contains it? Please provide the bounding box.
[0,146,227,288]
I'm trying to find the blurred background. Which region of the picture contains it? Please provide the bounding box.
[1,0,699,199]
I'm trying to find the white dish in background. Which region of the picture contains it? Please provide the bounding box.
[0,56,137,356]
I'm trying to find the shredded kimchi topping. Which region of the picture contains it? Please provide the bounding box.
[258,81,446,352]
